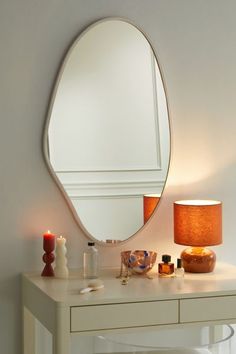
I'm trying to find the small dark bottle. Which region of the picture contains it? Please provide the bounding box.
[158,254,174,276]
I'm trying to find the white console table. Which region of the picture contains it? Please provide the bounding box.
[22,263,236,354]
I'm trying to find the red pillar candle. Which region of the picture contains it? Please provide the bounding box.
[41,230,55,277]
[43,230,56,253]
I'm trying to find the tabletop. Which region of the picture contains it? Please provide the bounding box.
[22,262,236,307]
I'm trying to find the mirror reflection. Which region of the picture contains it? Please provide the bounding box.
[46,19,170,243]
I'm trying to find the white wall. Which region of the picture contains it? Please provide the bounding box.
[1,1,236,354]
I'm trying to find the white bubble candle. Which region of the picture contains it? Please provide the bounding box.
[54,236,69,279]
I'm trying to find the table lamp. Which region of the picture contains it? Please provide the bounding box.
[174,200,222,273]
[143,194,160,223]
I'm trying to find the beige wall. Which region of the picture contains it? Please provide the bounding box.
[1,1,236,353]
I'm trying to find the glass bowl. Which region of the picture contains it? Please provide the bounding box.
[121,250,157,275]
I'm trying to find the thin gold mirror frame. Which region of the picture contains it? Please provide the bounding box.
[43,17,171,246]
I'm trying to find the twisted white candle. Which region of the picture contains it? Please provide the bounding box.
[54,236,69,279]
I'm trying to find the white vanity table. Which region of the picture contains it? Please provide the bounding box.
[22,263,236,354]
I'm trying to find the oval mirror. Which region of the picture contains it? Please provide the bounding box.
[44,18,170,244]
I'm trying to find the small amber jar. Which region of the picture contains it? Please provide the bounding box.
[158,254,174,276]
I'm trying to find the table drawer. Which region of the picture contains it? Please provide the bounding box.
[71,300,178,332]
[180,295,236,323]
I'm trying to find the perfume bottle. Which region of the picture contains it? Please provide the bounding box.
[175,258,184,278]
[158,254,174,276]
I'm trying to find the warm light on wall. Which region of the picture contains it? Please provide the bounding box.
[143,194,160,223]
[174,200,222,273]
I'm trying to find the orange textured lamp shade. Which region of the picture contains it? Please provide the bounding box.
[143,194,160,224]
[174,200,222,273]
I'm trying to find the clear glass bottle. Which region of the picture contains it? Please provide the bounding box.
[174,258,184,277]
[83,242,98,279]
[158,254,174,277]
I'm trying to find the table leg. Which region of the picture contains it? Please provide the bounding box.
[23,306,36,354]
[52,307,71,354]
